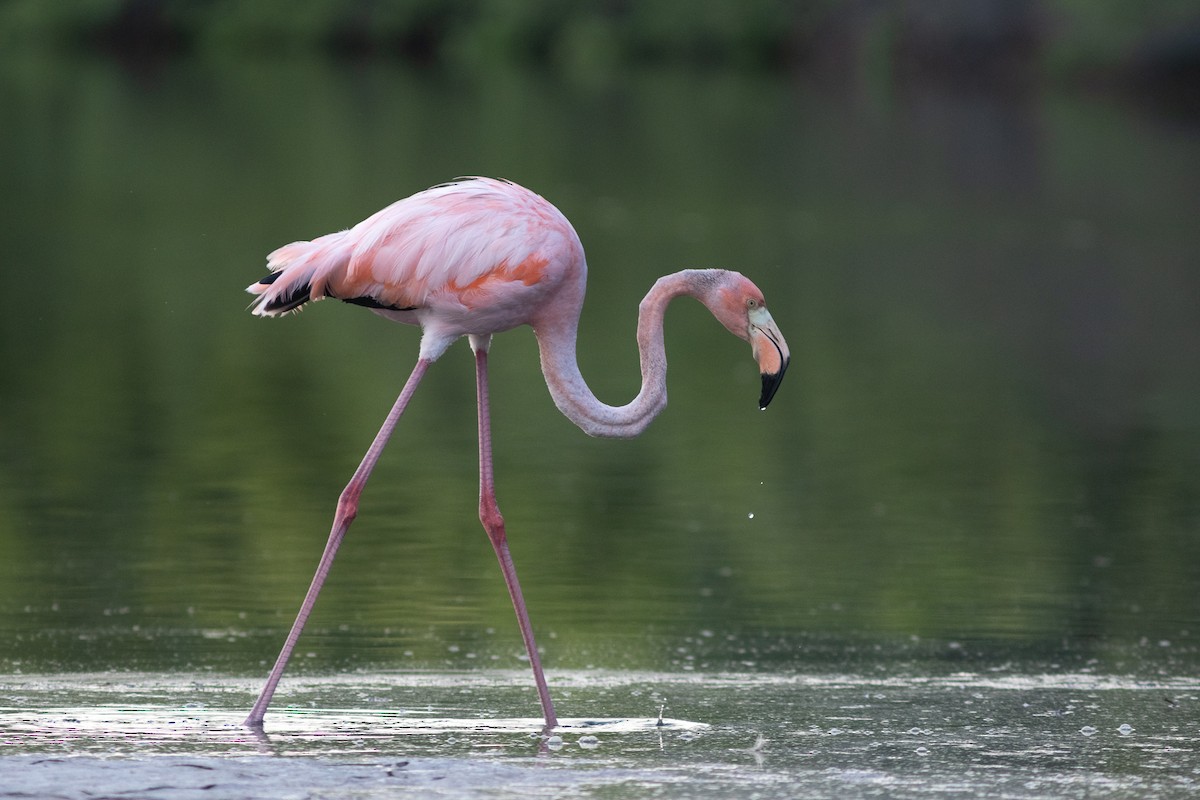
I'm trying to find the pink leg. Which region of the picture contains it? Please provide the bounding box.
[473,344,559,730]
[244,358,432,728]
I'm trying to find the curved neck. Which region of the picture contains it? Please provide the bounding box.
[535,272,698,439]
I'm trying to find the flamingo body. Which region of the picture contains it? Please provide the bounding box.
[243,178,789,729]
[250,178,584,363]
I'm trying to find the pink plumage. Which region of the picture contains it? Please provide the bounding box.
[247,178,584,360]
[242,177,790,730]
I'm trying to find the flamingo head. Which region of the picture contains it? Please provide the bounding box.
[705,271,791,409]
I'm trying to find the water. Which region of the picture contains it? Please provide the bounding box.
[2,669,1198,797]
[1,50,1199,796]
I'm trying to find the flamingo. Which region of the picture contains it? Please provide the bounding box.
[242,177,789,730]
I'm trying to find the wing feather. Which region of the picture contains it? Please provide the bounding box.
[247,177,577,319]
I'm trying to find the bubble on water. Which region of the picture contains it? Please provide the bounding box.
[1117,723,1134,736]
[1080,726,1097,736]
[914,746,930,756]
[544,735,564,750]
[578,735,600,749]
[747,512,755,519]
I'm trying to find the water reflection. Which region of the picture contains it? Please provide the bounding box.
[0,53,1197,686]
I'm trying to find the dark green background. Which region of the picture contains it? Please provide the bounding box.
[1,2,1197,680]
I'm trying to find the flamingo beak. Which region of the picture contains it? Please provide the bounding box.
[749,306,790,409]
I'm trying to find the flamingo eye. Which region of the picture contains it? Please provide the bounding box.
[746,297,759,309]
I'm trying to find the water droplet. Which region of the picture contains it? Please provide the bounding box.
[578,735,600,749]
[1080,726,1097,736]
[1117,723,1134,736]
[747,512,755,519]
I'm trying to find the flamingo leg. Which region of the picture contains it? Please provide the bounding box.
[472,342,559,730]
[244,358,433,728]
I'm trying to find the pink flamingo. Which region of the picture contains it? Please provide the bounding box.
[243,177,789,729]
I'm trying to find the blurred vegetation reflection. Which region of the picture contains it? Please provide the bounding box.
[0,1,1198,679]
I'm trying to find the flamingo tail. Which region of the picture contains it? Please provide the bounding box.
[246,232,352,317]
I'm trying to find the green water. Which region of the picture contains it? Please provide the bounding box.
[0,52,1198,796]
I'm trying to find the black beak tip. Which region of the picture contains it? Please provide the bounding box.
[757,357,790,410]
